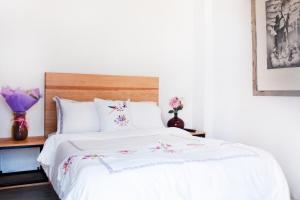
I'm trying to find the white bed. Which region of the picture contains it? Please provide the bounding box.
[41,73,290,200]
[38,127,290,200]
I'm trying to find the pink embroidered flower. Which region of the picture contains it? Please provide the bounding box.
[150,142,177,153]
[63,155,78,174]
[63,155,105,175]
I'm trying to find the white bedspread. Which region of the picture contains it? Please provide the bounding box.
[38,128,290,200]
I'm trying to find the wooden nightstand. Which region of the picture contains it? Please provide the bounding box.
[183,129,206,138]
[0,136,48,189]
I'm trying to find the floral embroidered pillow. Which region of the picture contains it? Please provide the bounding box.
[94,98,133,131]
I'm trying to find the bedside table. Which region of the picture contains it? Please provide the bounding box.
[183,129,206,138]
[0,136,48,189]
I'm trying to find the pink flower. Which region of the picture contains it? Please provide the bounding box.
[63,155,78,174]
[169,97,182,109]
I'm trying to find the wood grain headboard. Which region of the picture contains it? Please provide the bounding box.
[44,72,159,137]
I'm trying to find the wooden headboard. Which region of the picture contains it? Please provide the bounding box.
[44,72,159,137]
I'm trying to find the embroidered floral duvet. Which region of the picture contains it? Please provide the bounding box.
[38,128,290,200]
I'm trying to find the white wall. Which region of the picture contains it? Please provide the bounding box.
[199,0,300,199]
[2,0,299,199]
[0,0,196,172]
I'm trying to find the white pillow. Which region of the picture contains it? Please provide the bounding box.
[53,97,100,133]
[94,98,133,132]
[130,101,164,129]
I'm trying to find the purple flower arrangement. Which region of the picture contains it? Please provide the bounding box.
[1,87,41,140]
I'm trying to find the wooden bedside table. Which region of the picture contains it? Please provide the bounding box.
[183,129,206,138]
[0,136,48,189]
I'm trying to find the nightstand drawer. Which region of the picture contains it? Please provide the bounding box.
[0,170,48,188]
[0,136,48,189]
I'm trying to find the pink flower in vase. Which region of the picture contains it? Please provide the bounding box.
[169,97,180,108]
[168,97,184,129]
[168,97,183,114]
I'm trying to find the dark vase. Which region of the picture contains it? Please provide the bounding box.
[167,113,184,129]
[12,112,28,141]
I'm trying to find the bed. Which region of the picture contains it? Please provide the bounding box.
[38,72,290,200]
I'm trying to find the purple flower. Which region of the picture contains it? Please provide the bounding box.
[1,87,41,113]
[114,114,129,126]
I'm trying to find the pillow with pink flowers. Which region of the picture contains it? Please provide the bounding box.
[94,98,133,132]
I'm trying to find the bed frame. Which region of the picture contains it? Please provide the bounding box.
[44,72,159,137]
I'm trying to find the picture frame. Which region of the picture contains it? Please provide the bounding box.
[252,0,300,96]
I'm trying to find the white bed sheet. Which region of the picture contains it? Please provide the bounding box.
[38,128,290,200]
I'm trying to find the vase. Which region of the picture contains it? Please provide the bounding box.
[12,112,28,140]
[167,113,184,129]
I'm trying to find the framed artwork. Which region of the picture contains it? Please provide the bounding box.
[252,0,300,96]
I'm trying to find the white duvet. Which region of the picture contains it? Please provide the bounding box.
[38,128,290,200]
